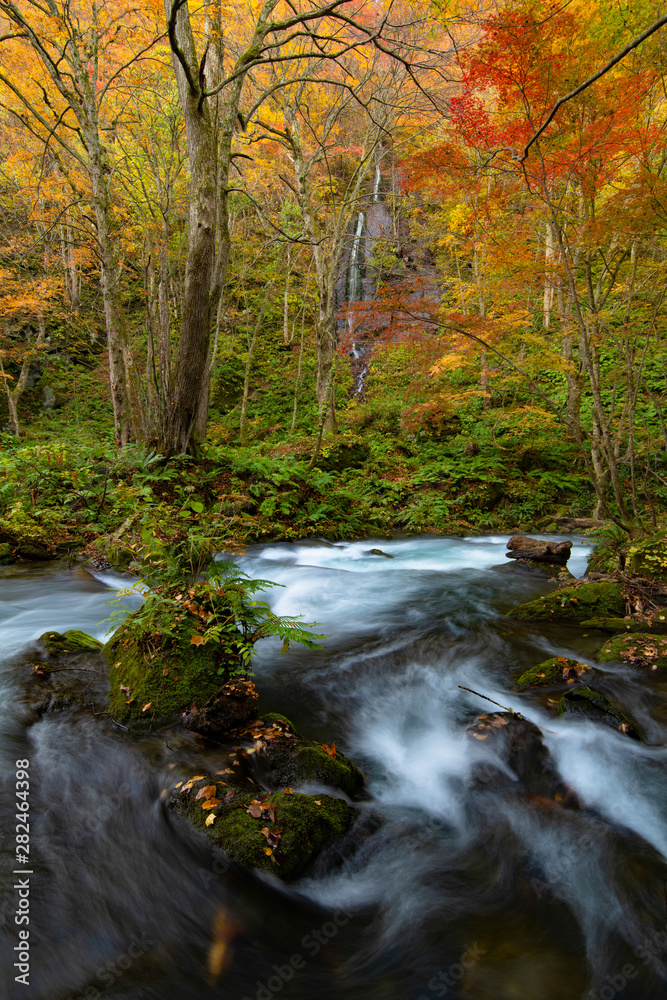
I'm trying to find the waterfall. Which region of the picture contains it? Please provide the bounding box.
[346,210,365,304]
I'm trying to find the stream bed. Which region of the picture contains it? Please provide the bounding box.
[2,535,667,1000]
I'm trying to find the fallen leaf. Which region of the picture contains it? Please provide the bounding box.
[206,906,237,984]
[202,798,221,810]
[223,790,236,803]
[114,661,121,669]
[205,813,216,827]
[246,803,263,818]
[217,768,233,775]
[190,634,205,647]
[141,702,152,712]
[195,784,217,802]
[120,684,131,695]
[162,668,169,676]
[314,800,321,806]
[283,787,293,795]
[472,733,488,740]
[125,697,135,704]
[321,742,337,758]
[264,847,273,856]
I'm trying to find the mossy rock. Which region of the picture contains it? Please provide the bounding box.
[557,686,640,739]
[260,712,298,733]
[33,692,80,716]
[39,630,102,657]
[17,542,51,560]
[514,656,592,691]
[597,633,667,671]
[173,779,356,881]
[317,438,369,472]
[260,740,364,798]
[506,581,625,623]
[0,541,12,563]
[581,615,667,634]
[626,530,667,580]
[104,628,225,723]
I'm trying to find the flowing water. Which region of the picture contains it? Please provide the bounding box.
[2,536,667,1000]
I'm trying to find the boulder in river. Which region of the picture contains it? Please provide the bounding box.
[248,716,365,797]
[597,633,667,671]
[514,656,592,691]
[39,629,102,656]
[557,686,641,739]
[506,581,625,623]
[466,712,574,801]
[579,615,667,634]
[172,775,357,881]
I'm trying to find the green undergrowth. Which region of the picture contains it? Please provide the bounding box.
[1,387,666,563]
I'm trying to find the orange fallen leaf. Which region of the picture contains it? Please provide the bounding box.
[202,798,221,810]
[141,702,152,712]
[264,847,273,856]
[196,784,218,802]
[472,733,488,740]
[205,813,216,827]
[283,787,293,795]
[314,800,321,806]
[163,668,169,676]
[190,634,205,647]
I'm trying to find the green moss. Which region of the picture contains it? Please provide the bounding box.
[626,530,667,580]
[0,542,12,562]
[507,581,625,623]
[104,631,223,722]
[174,780,356,881]
[40,629,102,656]
[260,712,298,734]
[581,615,667,634]
[263,742,364,797]
[597,633,667,670]
[514,656,591,690]
[557,686,640,738]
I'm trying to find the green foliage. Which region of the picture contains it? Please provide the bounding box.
[107,561,324,681]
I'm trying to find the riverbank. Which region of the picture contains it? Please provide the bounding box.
[0,430,629,579]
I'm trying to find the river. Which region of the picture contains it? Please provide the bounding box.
[2,535,667,1000]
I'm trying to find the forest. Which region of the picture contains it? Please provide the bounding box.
[4,3,667,1000]
[0,0,666,562]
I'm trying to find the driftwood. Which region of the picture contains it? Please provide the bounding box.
[506,535,572,566]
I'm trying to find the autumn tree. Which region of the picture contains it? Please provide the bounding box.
[407,0,667,524]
